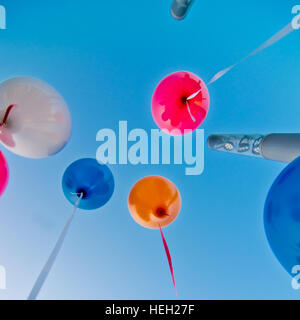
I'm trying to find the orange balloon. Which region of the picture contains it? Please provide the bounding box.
[128,176,181,229]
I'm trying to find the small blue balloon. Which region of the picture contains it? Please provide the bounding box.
[62,158,114,210]
[264,156,300,276]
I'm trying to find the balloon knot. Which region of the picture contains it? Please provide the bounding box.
[0,104,16,127]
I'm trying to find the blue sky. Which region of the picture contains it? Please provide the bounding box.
[0,0,299,299]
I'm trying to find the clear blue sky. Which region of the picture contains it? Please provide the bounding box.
[0,0,299,299]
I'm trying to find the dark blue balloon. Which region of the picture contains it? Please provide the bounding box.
[264,156,300,276]
[62,158,114,210]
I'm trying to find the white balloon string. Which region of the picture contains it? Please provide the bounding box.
[27,193,83,300]
[207,21,295,85]
[185,88,202,122]
[186,100,196,122]
[187,88,202,101]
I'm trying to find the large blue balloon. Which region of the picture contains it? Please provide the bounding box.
[62,158,114,210]
[264,156,300,275]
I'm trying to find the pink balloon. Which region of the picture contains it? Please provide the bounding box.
[151,71,210,135]
[0,151,9,197]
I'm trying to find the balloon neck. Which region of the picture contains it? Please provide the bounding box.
[0,104,16,128]
[154,207,170,218]
[76,189,88,199]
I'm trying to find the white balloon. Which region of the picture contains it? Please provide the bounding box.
[0,77,72,159]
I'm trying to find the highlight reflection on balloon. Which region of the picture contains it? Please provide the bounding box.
[0,77,72,158]
[62,158,115,210]
[264,156,300,275]
[151,71,210,135]
[128,176,181,229]
[0,151,8,197]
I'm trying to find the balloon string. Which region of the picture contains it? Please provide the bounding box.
[187,89,202,101]
[0,104,16,127]
[159,225,177,297]
[207,21,295,85]
[185,100,196,122]
[185,88,202,122]
[27,193,83,300]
